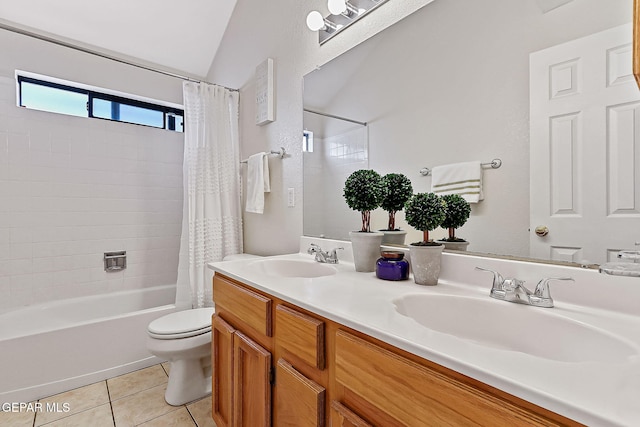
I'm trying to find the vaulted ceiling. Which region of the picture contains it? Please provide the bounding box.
[0,0,237,78]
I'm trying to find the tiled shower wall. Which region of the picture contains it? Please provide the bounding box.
[303,126,367,240]
[0,75,184,311]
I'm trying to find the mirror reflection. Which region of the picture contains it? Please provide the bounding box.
[303,0,637,265]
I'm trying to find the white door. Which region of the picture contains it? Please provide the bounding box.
[530,24,640,265]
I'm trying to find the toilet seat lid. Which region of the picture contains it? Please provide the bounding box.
[148,307,215,338]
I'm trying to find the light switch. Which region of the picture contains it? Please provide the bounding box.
[287,188,295,207]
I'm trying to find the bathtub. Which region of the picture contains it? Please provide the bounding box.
[0,284,178,404]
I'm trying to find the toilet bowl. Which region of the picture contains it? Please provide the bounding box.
[146,307,215,406]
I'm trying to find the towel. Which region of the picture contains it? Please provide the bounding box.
[245,152,271,214]
[430,161,483,203]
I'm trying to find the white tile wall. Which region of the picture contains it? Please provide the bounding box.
[0,78,184,311]
[303,127,368,240]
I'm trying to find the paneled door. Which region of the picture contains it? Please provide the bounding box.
[530,23,640,264]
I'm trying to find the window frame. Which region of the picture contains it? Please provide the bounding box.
[17,74,184,132]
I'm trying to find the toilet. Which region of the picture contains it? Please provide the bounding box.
[147,253,261,405]
[147,307,215,405]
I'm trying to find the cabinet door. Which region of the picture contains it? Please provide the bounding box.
[335,330,558,426]
[330,401,373,427]
[212,315,235,427]
[234,331,272,427]
[275,358,325,427]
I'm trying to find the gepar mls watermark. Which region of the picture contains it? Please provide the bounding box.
[2,402,71,413]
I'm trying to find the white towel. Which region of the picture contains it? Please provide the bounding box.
[430,161,483,203]
[245,152,271,214]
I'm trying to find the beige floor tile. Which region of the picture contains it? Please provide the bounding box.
[108,365,168,401]
[161,362,170,376]
[137,407,196,427]
[112,384,175,427]
[186,397,216,427]
[36,381,110,426]
[0,407,36,427]
[40,403,114,427]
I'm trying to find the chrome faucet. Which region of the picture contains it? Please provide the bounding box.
[475,267,573,308]
[307,243,343,264]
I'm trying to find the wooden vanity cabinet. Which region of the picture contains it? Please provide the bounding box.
[332,330,582,427]
[212,275,273,427]
[212,273,581,427]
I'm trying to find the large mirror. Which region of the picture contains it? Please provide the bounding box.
[303,0,638,266]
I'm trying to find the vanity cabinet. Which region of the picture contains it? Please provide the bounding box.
[212,273,580,427]
[212,275,273,427]
[333,330,577,426]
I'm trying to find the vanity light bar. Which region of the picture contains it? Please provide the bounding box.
[310,0,390,45]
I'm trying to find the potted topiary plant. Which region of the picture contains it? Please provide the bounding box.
[404,192,447,285]
[379,173,413,245]
[438,194,472,251]
[343,169,385,272]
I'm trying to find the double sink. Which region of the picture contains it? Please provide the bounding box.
[246,257,638,364]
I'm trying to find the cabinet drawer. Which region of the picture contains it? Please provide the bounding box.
[335,330,557,426]
[276,305,325,370]
[275,358,325,427]
[214,274,272,336]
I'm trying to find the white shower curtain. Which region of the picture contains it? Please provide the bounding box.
[176,82,243,309]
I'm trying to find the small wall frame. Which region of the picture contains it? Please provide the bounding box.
[255,58,274,125]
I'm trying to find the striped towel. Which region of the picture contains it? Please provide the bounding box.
[430,161,483,203]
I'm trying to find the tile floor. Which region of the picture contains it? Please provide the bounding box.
[0,363,216,427]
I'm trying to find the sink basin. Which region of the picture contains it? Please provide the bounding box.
[249,259,337,278]
[393,294,637,363]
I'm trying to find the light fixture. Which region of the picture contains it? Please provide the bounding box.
[306,11,340,33]
[328,0,347,15]
[306,0,389,44]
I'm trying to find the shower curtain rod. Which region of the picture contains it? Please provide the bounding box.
[0,22,239,92]
[303,108,367,126]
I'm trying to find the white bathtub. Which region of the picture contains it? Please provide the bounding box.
[0,285,178,404]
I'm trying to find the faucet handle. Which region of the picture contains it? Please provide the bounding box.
[533,277,574,299]
[328,247,344,263]
[307,243,321,254]
[475,267,507,298]
[475,267,505,287]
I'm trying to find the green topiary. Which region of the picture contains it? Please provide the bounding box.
[380,173,413,231]
[440,194,471,241]
[343,169,384,232]
[404,193,446,244]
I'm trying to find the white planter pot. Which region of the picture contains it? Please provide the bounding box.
[349,231,384,272]
[409,244,444,286]
[440,240,470,251]
[379,230,407,246]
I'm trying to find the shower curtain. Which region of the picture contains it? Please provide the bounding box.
[176,82,243,309]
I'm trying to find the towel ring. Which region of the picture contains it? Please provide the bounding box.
[419,158,502,176]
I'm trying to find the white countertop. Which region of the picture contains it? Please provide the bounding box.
[209,238,640,426]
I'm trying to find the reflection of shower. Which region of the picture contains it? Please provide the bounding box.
[303,108,367,126]
[302,108,369,240]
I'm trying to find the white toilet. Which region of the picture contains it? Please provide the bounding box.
[147,253,261,405]
[147,307,215,405]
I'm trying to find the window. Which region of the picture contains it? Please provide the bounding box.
[17,74,184,132]
[303,130,314,152]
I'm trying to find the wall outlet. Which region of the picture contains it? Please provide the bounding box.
[287,188,295,207]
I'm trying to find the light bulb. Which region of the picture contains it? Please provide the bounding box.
[306,11,325,31]
[328,0,347,15]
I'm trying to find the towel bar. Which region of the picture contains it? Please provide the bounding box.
[419,158,502,176]
[240,147,286,164]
